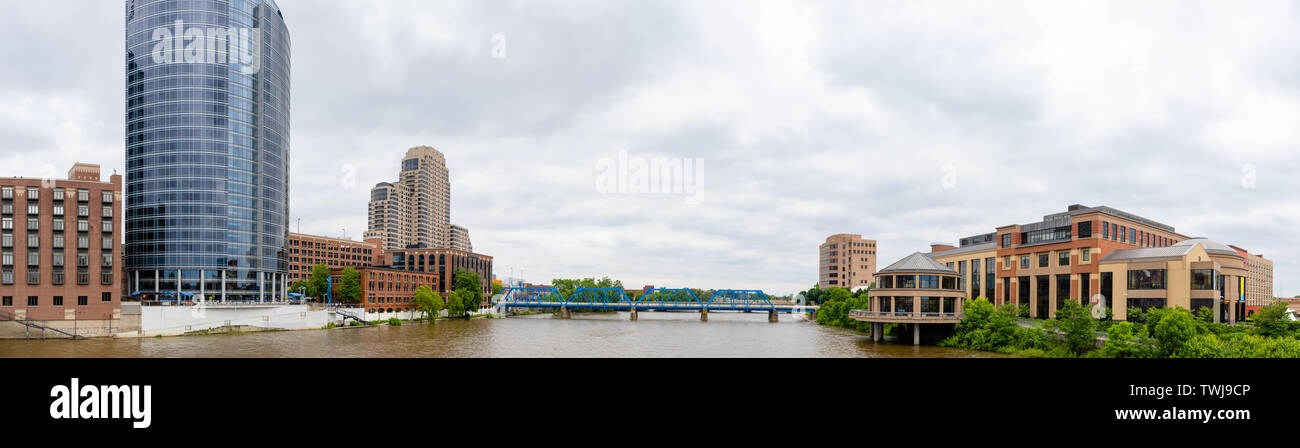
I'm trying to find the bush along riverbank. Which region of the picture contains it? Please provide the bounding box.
[942,298,1300,358]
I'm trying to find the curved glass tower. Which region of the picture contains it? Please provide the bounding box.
[125,0,290,301]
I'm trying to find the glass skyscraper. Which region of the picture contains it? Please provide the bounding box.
[125,0,291,301]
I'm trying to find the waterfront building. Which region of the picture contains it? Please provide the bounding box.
[1099,238,1248,322]
[365,146,452,251]
[819,234,877,290]
[125,0,293,302]
[0,164,123,322]
[331,266,439,314]
[851,252,966,345]
[928,235,998,304]
[384,248,494,303]
[918,204,1264,323]
[287,233,384,283]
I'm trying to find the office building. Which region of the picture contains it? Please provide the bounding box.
[384,248,494,304]
[125,0,292,302]
[332,266,439,314]
[1,164,122,323]
[449,224,472,252]
[287,233,384,282]
[819,234,877,290]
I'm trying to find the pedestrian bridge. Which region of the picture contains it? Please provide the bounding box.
[495,288,817,322]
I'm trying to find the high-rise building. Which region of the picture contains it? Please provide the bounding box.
[1,164,122,324]
[449,224,472,252]
[366,146,452,250]
[819,234,877,290]
[125,0,292,301]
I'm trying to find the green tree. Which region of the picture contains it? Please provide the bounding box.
[412,285,444,322]
[446,289,468,318]
[492,283,503,296]
[290,281,311,298]
[1147,307,1201,357]
[1251,301,1293,338]
[336,267,362,303]
[1052,299,1099,356]
[454,269,484,310]
[306,264,331,299]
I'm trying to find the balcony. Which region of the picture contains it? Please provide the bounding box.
[849,310,965,324]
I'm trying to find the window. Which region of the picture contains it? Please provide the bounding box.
[102,236,113,249]
[26,188,38,200]
[1081,249,1091,263]
[896,275,916,289]
[53,189,63,201]
[77,219,88,232]
[1038,253,1049,268]
[1128,269,1167,290]
[1111,223,1118,240]
[1,233,10,248]
[102,220,112,233]
[1,203,9,214]
[53,234,64,249]
[1,296,10,306]
[102,207,113,218]
[1003,256,1011,270]
[52,253,64,267]
[27,204,39,215]
[102,253,113,267]
[1,218,10,230]
[77,206,88,217]
[53,204,64,216]
[1129,228,1137,244]
[1191,269,1216,290]
[27,218,37,231]
[102,191,113,203]
[51,269,64,285]
[27,234,38,248]
[53,296,63,307]
[0,187,11,199]
[1058,251,1070,266]
[78,236,88,249]
[102,292,112,303]
[77,296,88,306]
[27,252,38,266]
[919,275,939,289]
[1078,221,1092,239]
[1024,227,1072,245]
[77,189,88,202]
[52,219,63,231]
[879,276,894,288]
[27,268,38,285]
[27,296,37,307]
[77,253,88,267]
[77,270,89,285]
[101,270,113,285]
[1,251,11,266]
[1020,255,1030,269]
[1001,233,1013,248]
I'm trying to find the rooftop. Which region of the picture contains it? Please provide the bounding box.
[879,252,958,275]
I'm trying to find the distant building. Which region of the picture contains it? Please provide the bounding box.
[449,224,472,252]
[1,163,122,326]
[1229,245,1275,317]
[819,234,877,290]
[383,248,494,303]
[365,146,452,250]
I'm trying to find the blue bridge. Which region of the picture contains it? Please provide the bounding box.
[495,287,817,322]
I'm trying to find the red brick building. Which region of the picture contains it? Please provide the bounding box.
[1,163,122,322]
[331,266,439,313]
[287,233,384,283]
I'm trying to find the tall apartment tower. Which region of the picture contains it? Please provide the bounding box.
[819,234,878,291]
[448,224,472,252]
[366,146,451,250]
[125,0,292,301]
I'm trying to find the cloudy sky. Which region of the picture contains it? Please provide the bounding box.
[2,0,1298,296]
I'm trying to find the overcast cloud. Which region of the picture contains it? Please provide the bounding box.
[1,0,1298,296]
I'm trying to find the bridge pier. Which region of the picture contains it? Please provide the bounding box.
[768,310,779,323]
[913,324,920,346]
[630,308,638,321]
[700,309,708,322]
[559,307,572,320]
[873,323,881,342]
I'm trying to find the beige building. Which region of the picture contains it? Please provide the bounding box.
[852,252,967,345]
[928,234,999,302]
[1099,238,1249,323]
[1229,245,1275,312]
[449,224,472,252]
[819,234,877,290]
[366,146,452,250]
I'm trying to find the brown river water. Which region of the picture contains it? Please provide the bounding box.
[0,311,1005,358]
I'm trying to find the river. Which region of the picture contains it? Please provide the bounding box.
[0,311,1004,358]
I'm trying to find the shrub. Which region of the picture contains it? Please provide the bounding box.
[388,318,402,327]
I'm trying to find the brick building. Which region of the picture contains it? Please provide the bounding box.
[819,234,877,290]
[384,248,494,305]
[1,163,122,322]
[287,233,384,283]
[331,266,439,314]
